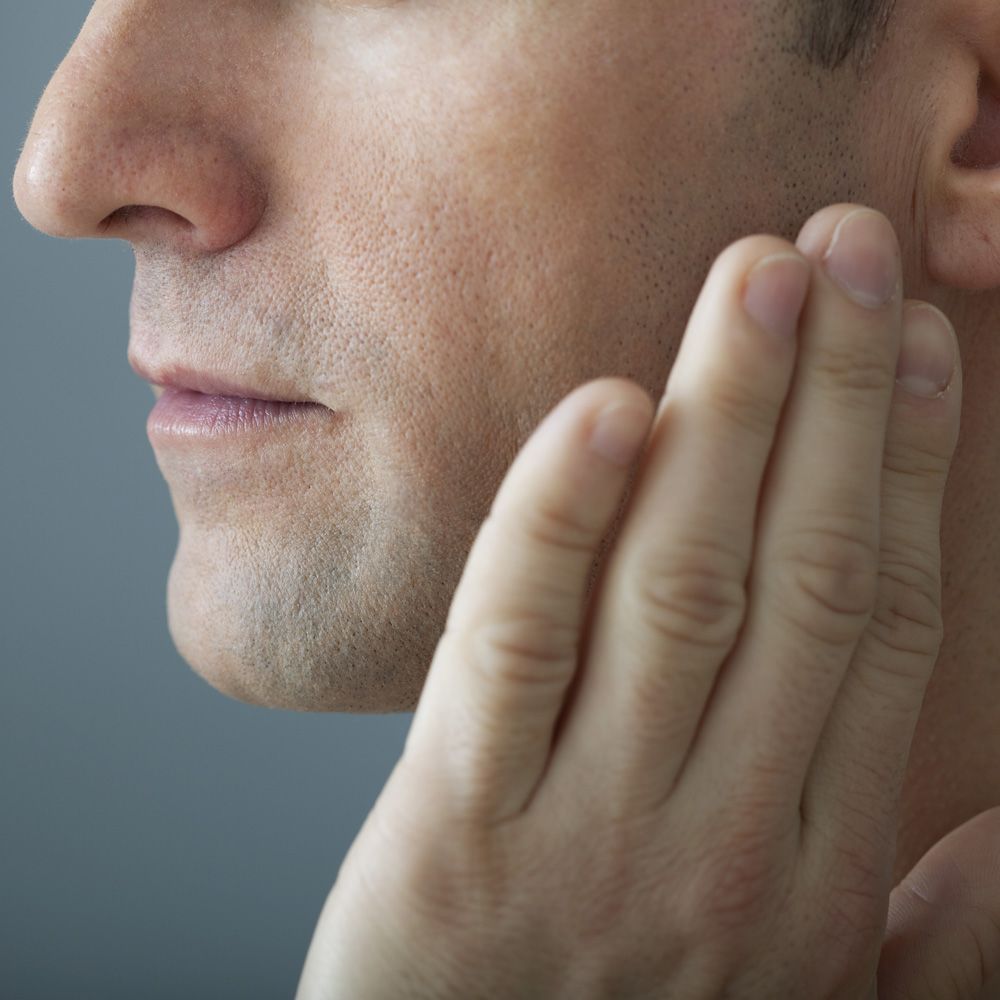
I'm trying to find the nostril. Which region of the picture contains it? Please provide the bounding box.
[98,208,123,234]
[99,204,194,236]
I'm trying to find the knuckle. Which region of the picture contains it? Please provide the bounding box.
[866,558,944,661]
[772,526,878,644]
[467,617,580,688]
[882,446,953,491]
[704,369,782,443]
[506,495,598,556]
[629,539,748,652]
[813,339,895,400]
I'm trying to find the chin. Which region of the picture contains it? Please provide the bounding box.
[162,538,436,714]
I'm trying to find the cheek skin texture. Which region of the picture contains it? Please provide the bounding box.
[160,0,893,711]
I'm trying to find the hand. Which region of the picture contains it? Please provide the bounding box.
[295,204,984,999]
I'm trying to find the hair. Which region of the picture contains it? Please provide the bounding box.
[803,0,899,72]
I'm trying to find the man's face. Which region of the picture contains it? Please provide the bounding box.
[13,0,926,711]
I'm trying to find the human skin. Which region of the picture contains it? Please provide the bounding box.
[12,0,1000,902]
[294,209,966,998]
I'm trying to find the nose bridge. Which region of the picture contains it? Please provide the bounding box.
[12,2,267,254]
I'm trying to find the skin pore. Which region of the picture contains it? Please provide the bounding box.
[11,0,1000,894]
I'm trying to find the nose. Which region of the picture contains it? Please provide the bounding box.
[12,4,267,255]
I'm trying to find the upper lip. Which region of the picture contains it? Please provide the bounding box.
[128,356,312,403]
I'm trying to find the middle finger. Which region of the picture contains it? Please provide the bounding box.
[544,232,809,814]
[682,205,902,810]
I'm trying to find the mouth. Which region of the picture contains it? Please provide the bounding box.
[129,358,332,441]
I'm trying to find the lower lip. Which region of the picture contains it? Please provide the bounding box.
[147,388,330,440]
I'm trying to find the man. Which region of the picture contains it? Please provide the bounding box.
[13,0,1000,995]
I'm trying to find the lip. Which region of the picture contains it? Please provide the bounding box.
[129,357,332,442]
[147,387,329,440]
[129,357,314,404]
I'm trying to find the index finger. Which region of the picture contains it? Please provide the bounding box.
[404,377,654,825]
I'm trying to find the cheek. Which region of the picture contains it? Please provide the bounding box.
[302,14,675,365]
[281,0,786,473]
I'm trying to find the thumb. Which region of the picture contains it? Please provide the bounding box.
[877,807,1000,1000]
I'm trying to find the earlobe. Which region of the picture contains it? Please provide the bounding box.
[927,63,1000,290]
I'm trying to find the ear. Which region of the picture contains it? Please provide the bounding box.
[926,5,1000,291]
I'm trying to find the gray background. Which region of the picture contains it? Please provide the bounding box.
[2,7,413,998]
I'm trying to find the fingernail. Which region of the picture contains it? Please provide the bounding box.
[896,304,957,400]
[743,253,811,340]
[823,209,900,309]
[588,402,652,467]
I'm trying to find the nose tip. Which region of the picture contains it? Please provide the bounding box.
[13,110,268,254]
[11,36,268,256]
[13,120,96,240]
